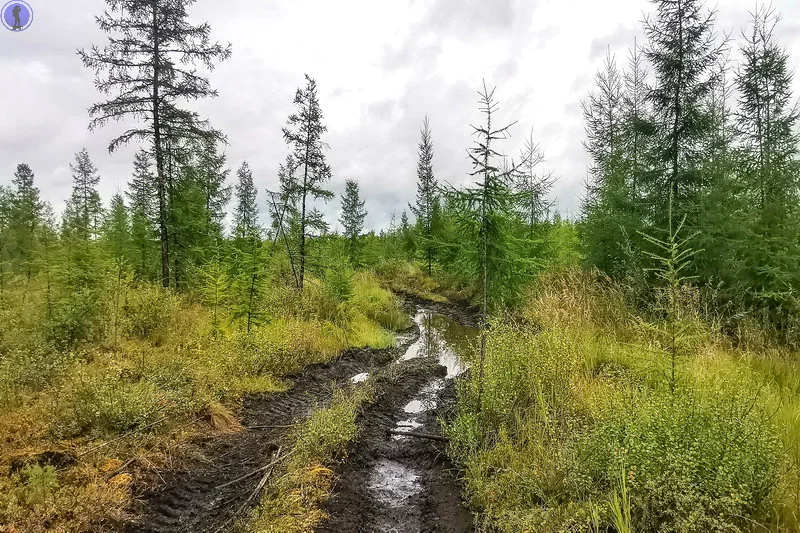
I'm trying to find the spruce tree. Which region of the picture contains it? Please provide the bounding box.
[282,74,334,289]
[127,150,158,281]
[195,137,232,243]
[339,179,367,266]
[644,0,724,227]
[231,161,263,332]
[79,0,231,287]
[233,161,259,243]
[735,5,800,331]
[66,148,103,239]
[103,194,131,262]
[9,163,42,286]
[409,115,440,275]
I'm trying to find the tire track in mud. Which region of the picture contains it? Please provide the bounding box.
[318,304,476,533]
[125,327,419,533]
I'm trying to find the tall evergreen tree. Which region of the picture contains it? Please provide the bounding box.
[447,83,530,409]
[514,128,555,235]
[644,0,724,226]
[0,186,11,303]
[194,138,231,242]
[282,74,334,289]
[233,161,259,243]
[340,179,367,265]
[103,193,132,262]
[127,150,158,281]
[230,161,263,331]
[409,115,440,275]
[582,50,625,180]
[79,0,231,287]
[735,5,800,330]
[9,163,42,285]
[65,148,103,239]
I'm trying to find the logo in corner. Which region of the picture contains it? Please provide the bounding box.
[2,0,33,31]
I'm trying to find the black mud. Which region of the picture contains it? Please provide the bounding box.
[317,305,476,533]
[125,331,417,533]
[126,299,476,533]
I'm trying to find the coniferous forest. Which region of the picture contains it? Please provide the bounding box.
[2,0,800,531]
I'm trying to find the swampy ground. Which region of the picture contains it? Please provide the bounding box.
[125,300,478,533]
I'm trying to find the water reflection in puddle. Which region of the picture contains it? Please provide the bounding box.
[367,307,477,527]
[399,310,476,378]
[368,458,422,505]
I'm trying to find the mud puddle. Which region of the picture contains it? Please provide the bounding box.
[320,307,478,533]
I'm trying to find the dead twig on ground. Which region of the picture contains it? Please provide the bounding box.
[388,429,448,442]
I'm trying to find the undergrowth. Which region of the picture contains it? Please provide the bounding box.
[446,268,800,532]
[0,271,407,532]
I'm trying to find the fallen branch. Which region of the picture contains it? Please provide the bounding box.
[388,429,448,442]
[212,447,285,533]
[215,449,291,490]
[246,424,293,430]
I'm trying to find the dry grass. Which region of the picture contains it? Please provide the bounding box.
[0,273,406,532]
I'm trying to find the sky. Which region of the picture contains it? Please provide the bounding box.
[2,0,800,232]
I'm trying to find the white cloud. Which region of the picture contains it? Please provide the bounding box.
[2,0,800,229]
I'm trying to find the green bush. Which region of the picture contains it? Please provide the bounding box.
[18,464,59,507]
[578,389,782,532]
[122,284,179,341]
[54,366,164,437]
[46,289,103,350]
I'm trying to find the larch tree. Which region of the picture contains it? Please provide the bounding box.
[339,179,367,266]
[282,74,334,290]
[582,50,625,181]
[622,38,652,199]
[448,82,527,410]
[409,115,440,275]
[0,186,11,303]
[514,128,555,237]
[79,0,231,287]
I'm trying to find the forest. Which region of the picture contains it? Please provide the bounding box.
[1,0,799,531]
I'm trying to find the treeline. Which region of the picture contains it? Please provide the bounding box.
[581,0,800,343]
[1,0,574,352]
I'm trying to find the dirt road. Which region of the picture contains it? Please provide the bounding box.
[125,301,476,533]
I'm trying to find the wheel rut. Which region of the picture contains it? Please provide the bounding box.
[126,301,477,533]
[125,327,418,533]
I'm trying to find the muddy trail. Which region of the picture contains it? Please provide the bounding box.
[319,304,478,533]
[125,300,477,533]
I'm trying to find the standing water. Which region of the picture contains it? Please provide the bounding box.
[367,307,478,531]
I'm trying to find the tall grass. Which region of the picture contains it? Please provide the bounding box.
[446,268,800,532]
[0,271,407,531]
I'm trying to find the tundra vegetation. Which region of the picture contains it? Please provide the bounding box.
[1,0,800,531]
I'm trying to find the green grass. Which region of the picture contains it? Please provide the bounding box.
[0,272,407,532]
[446,268,800,532]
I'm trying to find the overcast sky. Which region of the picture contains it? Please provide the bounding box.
[2,0,800,232]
